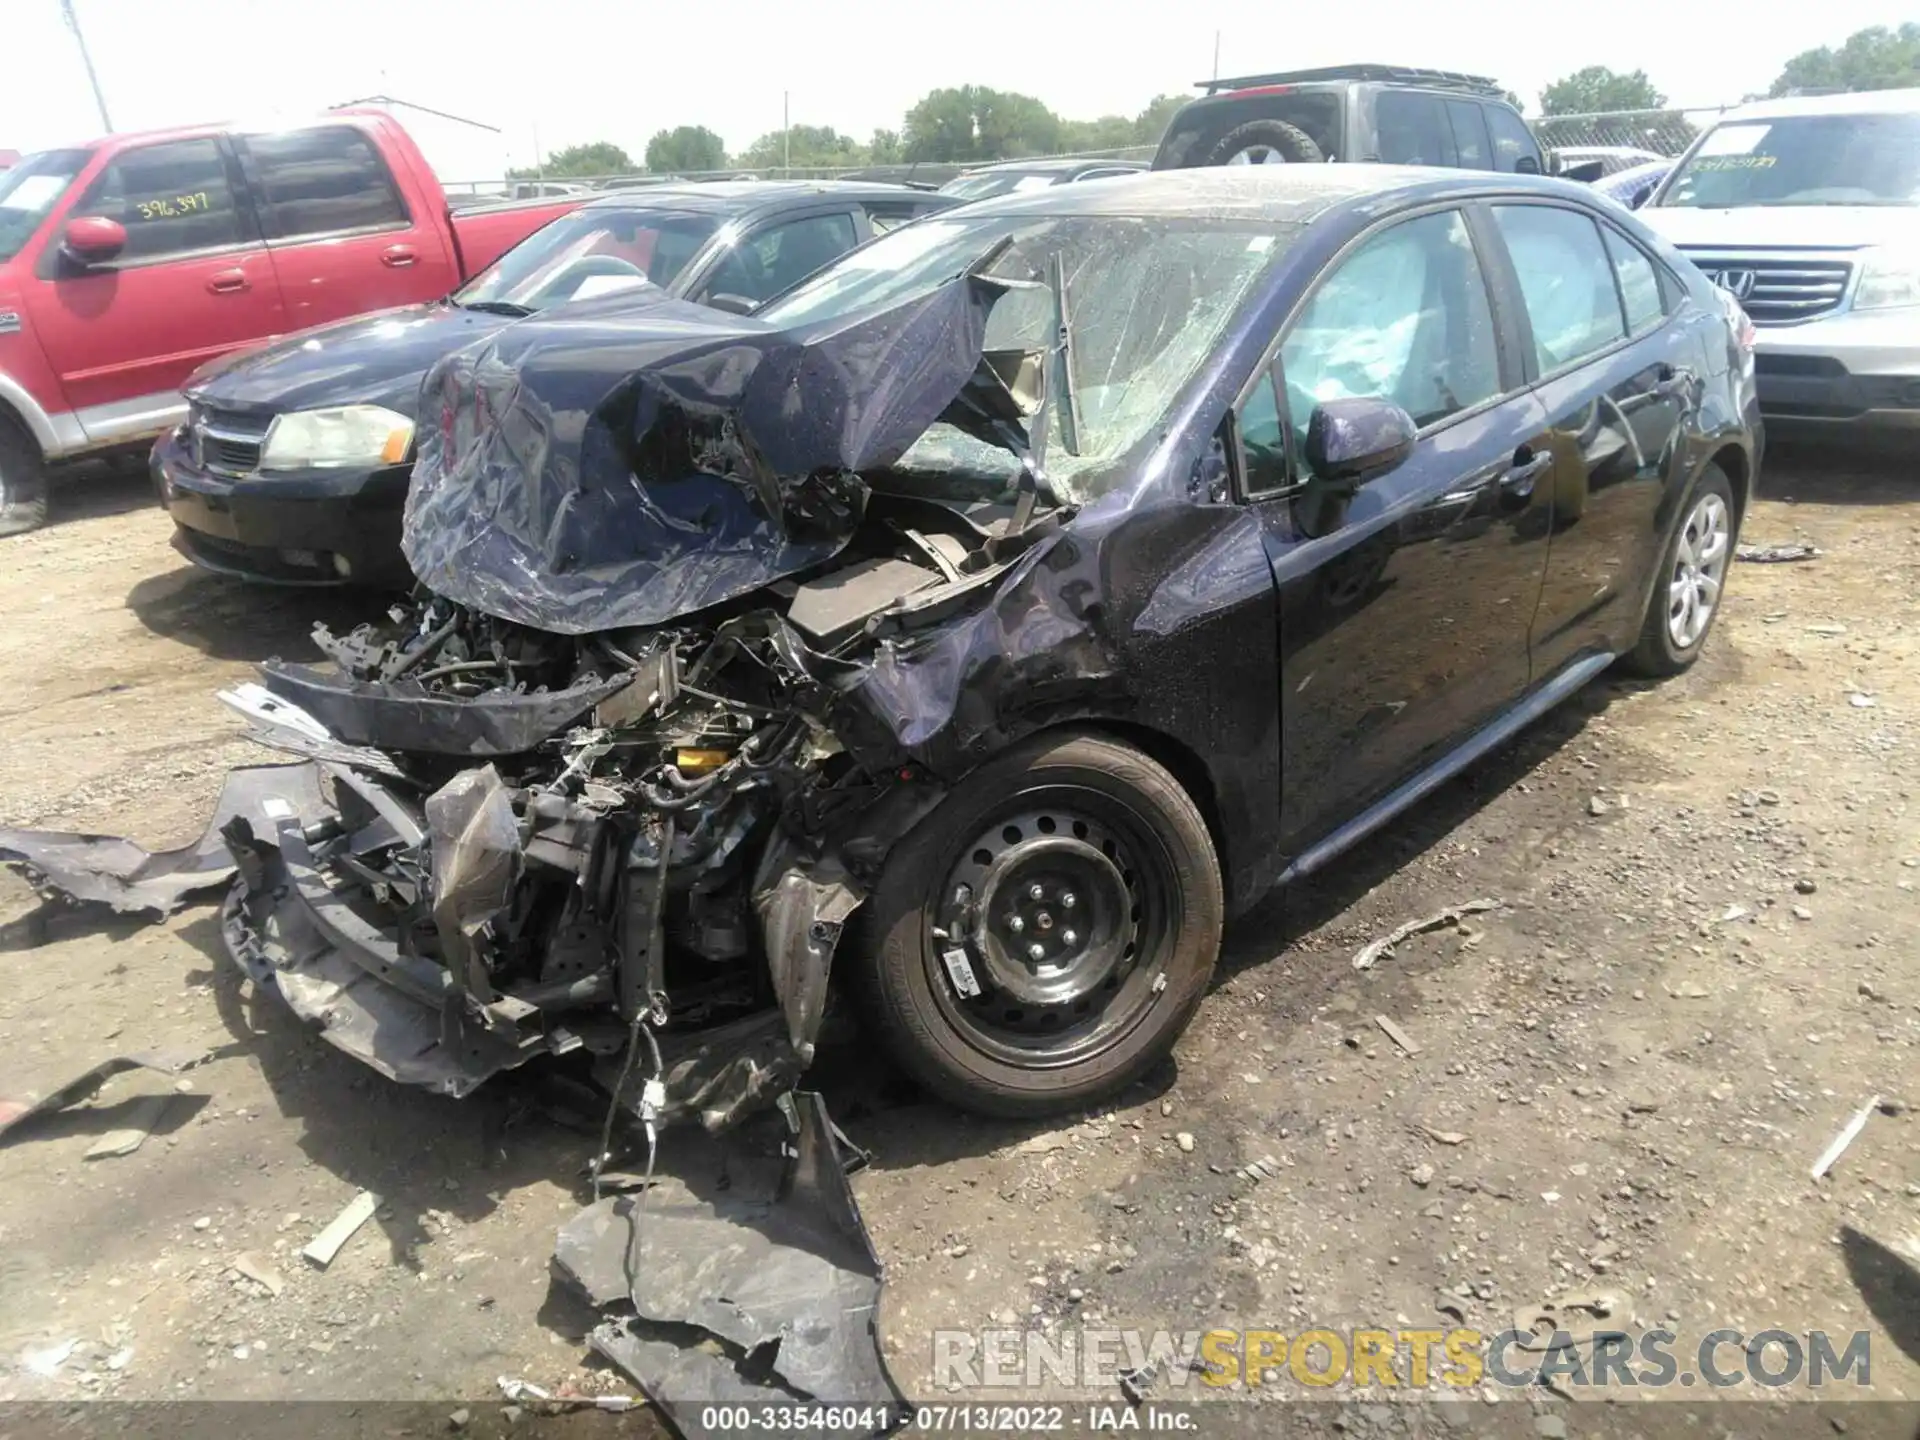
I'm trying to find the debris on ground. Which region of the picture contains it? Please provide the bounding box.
[232,1252,285,1297]
[0,1049,208,1145]
[20,1338,79,1377]
[553,1093,903,1439]
[1374,1014,1420,1056]
[81,1091,178,1160]
[302,1189,379,1268]
[1240,1155,1282,1182]
[1736,541,1820,563]
[1810,1096,1882,1180]
[1352,898,1501,970]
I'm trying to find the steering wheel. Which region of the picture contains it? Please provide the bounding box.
[524,255,650,308]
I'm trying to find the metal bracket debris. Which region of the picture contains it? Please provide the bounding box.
[1352,898,1502,970]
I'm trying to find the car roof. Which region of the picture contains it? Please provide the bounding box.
[1717,87,1920,122]
[960,157,1142,175]
[579,179,944,217]
[946,163,1586,222]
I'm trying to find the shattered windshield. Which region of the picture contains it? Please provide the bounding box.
[760,213,1293,502]
[0,149,87,262]
[453,206,722,312]
[1659,114,1920,208]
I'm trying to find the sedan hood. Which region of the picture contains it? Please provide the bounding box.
[1640,204,1920,250]
[404,278,1031,635]
[184,302,518,418]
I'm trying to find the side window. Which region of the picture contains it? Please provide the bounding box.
[69,138,247,262]
[1279,208,1500,450]
[1445,101,1490,169]
[244,127,408,239]
[863,202,922,235]
[702,212,859,305]
[1486,106,1542,174]
[1600,224,1666,333]
[1492,206,1628,371]
[1237,368,1288,493]
[1374,92,1456,167]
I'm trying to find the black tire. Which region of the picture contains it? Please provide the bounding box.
[1619,462,1737,678]
[0,419,48,538]
[854,730,1223,1118]
[1205,119,1324,167]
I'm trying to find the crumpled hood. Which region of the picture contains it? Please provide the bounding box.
[1640,203,1920,251]
[185,302,517,418]
[403,277,1019,635]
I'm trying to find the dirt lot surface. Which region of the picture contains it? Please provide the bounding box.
[1,445,1915,1432]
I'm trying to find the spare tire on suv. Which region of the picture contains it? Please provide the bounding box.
[1207,118,1324,166]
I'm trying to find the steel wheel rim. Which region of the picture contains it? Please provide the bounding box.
[1667,491,1729,650]
[928,787,1175,1070]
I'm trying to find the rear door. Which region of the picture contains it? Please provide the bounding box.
[239,124,457,329]
[1243,205,1556,852]
[22,134,285,437]
[1483,202,1697,672]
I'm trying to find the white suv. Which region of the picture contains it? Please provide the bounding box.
[1638,88,1920,429]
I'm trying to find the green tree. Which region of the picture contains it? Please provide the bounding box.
[1132,93,1188,145]
[735,124,867,171]
[1539,67,1666,116]
[1770,23,1920,96]
[1059,113,1138,152]
[507,140,634,180]
[644,125,727,173]
[901,86,1062,162]
[867,128,902,164]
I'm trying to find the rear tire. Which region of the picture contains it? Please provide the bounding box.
[1620,462,1737,677]
[854,730,1223,1118]
[1206,119,1324,166]
[0,421,49,538]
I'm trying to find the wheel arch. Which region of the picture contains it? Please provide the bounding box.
[0,374,59,460]
[1709,441,1751,522]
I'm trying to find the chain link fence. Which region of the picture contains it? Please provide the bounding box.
[1531,106,1731,159]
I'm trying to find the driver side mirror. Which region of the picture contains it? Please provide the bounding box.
[1304,397,1416,488]
[62,215,127,265]
[704,292,757,316]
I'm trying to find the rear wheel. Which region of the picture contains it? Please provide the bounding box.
[1206,119,1324,167]
[1620,463,1736,677]
[855,730,1223,1118]
[0,420,48,538]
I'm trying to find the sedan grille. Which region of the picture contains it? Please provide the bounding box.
[1678,250,1853,326]
[189,405,269,478]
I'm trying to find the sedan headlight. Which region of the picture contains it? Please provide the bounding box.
[1852,246,1920,313]
[260,405,414,470]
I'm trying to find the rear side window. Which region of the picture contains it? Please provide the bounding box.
[863,201,939,234]
[244,126,408,239]
[1486,106,1542,173]
[1445,102,1490,169]
[1374,92,1457,167]
[69,138,248,261]
[1600,225,1666,333]
[1493,205,1627,371]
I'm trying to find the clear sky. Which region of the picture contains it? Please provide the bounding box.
[5,0,1913,178]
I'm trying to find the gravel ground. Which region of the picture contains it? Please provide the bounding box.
[0,441,1914,1432]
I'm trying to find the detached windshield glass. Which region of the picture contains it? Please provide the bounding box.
[454,207,720,311]
[761,214,1291,502]
[1659,114,1920,208]
[0,149,88,262]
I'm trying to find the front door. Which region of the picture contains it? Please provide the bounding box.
[1241,206,1556,855]
[24,136,285,441]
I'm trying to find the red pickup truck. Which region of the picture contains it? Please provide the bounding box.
[0,109,590,534]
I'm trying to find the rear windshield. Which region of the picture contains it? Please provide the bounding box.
[0,149,88,262]
[1152,92,1342,168]
[1658,113,1920,208]
[453,206,721,311]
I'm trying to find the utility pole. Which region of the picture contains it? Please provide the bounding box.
[60,0,113,132]
[783,91,791,175]
[1212,30,1221,81]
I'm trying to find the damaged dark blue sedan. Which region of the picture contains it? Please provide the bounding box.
[2,166,1761,1124]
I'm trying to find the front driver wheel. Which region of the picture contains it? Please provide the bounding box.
[0,422,48,538]
[856,730,1223,1117]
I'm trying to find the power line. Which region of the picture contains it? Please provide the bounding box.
[59,0,112,132]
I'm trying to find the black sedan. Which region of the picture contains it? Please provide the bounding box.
[151,181,954,587]
[19,166,1759,1123]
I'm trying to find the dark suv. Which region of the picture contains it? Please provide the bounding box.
[1152,63,1544,174]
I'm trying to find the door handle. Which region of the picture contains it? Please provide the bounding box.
[206,269,250,294]
[380,244,418,269]
[1501,448,1553,504]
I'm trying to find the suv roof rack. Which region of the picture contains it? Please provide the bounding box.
[1198,64,1506,98]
